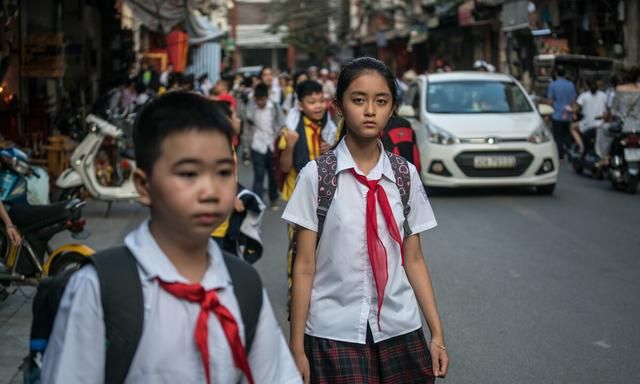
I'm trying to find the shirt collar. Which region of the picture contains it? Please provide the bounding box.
[334,137,395,181]
[124,219,231,290]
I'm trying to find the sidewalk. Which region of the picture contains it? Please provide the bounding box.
[0,200,147,383]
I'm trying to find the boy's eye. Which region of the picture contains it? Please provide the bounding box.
[177,171,198,178]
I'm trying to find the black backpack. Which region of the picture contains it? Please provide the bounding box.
[381,116,422,173]
[24,246,263,384]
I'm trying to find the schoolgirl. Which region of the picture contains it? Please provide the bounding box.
[283,57,449,383]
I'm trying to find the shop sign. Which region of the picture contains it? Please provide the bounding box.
[22,33,65,78]
[536,37,570,55]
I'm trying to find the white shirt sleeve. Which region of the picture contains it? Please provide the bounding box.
[577,92,587,107]
[42,266,106,384]
[247,290,303,383]
[406,163,438,235]
[281,161,319,232]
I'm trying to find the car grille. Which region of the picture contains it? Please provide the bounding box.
[454,151,534,177]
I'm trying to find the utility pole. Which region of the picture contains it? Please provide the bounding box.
[231,0,239,70]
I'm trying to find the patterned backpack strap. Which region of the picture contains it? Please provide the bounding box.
[386,151,413,236]
[315,150,338,239]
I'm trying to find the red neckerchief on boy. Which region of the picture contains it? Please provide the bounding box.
[158,280,254,384]
[349,168,405,332]
[304,116,322,159]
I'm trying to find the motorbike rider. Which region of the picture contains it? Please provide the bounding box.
[571,79,608,156]
[596,67,640,163]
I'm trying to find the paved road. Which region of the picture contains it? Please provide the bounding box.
[1,163,639,383]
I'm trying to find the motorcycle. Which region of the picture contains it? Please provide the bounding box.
[608,118,640,194]
[55,114,138,212]
[1,151,94,300]
[568,127,603,178]
[0,147,50,205]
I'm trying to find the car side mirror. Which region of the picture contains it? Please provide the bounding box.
[537,104,554,116]
[398,105,416,118]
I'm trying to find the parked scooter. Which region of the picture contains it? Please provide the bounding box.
[608,118,640,194]
[568,127,603,177]
[1,150,93,300]
[0,199,93,297]
[55,114,138,210]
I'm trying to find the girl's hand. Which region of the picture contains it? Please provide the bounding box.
[292,350,310,384]
[6,226,21,246]
[430,339,449,378]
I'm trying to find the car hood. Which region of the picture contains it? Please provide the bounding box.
[426,112,542,139]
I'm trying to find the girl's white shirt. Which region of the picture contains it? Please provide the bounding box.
[282,138,437,344]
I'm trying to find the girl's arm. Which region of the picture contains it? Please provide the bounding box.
[289,226,316,383]
[403,233,449,377]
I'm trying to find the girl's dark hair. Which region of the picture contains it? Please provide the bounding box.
[133,92,233,176]
[334,57,398,143]
[293,70,308,86]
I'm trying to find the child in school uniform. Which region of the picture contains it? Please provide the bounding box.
[283,57,449,383]
[277,80,335,313]
[42,92,301,384]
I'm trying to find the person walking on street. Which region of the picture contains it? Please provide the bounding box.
[246,83,285,210]
[41,92,301,383]
[284,57,448,383]
[547,67,577,160]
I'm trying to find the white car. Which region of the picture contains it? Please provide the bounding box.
[400,72,559,194]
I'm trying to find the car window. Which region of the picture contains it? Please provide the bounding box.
[426,81,533,113]
[403,84,420,112]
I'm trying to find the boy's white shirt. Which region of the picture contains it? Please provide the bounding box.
[250,103,277,154]
[42,220,301,384]
[282,138,438,344]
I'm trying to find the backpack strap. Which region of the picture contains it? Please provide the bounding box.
[315,150,338,238]
[385,151,413,236]
[89,246,144,384]
[222,251,264,352]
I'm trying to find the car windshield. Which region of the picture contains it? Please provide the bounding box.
[426,81,533,114]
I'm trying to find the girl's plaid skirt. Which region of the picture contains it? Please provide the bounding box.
[304,327,435,384]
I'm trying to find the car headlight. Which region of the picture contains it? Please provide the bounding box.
[427,123,459,145]
[528,124,553,144]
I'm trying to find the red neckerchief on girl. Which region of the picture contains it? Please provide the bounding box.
[158,280,254,384]
[304,116,322,159]
[349,168,406,332]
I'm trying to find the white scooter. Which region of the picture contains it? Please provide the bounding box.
[55,114,138,213]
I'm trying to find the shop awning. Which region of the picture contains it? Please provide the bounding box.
[125,0,224,44]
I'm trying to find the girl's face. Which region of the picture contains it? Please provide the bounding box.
[339,72,395,140]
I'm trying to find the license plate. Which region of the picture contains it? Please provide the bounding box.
[473,156,517,169]
[624,148,640,162]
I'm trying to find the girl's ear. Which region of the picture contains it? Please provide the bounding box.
[133,168,152,206]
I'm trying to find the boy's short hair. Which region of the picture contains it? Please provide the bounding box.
[133,92,233,176]
[254,83,269,99]
[296,80,323,101]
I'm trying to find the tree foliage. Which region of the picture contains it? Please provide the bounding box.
[268,0,335,62]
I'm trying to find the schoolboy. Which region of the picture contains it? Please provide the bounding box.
[277,80,333,314]
[278,80,333,201]
[42,92,301,384]
[246,83,285,210]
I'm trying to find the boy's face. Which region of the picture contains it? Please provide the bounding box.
[298,92,326,121]
[134,130,236,241]
[255,96,268,109]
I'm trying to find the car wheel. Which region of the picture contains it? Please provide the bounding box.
[536,183,556,195]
